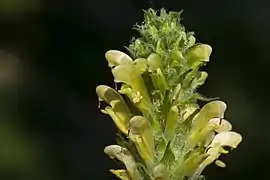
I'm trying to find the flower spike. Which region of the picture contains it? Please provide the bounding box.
[97,8,242,180]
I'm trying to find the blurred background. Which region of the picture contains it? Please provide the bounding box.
[0,0,269,179]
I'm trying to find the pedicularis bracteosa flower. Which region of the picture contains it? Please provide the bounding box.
[96,8,242,180]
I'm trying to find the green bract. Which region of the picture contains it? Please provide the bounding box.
[96,8,242,180]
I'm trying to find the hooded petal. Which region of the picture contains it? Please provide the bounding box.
[194,118,232,148]
[104,145,142,180]
[106,50,151,110]
[192,101,227,131]
[96,85,132,134]
[186,44,212,69]
[105,50,133,67]
[147,53,164,72]
[128,116,155,168]
[187,101,227,148]
[96,85,130,113]
[112,65,152,113]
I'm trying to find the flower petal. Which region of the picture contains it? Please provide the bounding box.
[210,131,242,149]
[128,116,155,167]
[104,106,129,134]
[105,50,133,67]
[192,100,227,131]
[186,44,212,69]
[187,101,227,149]
[118,85,152,116]
[134,58,148,74]
[191,71,208,90]
[112,65,152,112]
[96,85,132,134]
[191,131,242,177]
[109,169,130,180]
[96,85,130,112]
[208,118,232,133]
[147,53,164,72]
[179,151,207,177]
[104,145,142,180]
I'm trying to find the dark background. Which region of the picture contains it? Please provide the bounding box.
[0,0,269,179]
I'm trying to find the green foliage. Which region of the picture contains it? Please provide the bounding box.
[96,8,242,180]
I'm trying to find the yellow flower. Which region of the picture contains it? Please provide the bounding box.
[104,145,142,180]
[96,85,132,134]
[188,100,227,148]
[128,116,156,168]
[105,50,152,115]
[190,131,242,180]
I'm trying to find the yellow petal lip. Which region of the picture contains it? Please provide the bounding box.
[208,118,232,132]
[96,85,128,107]
[210,131,242,148]
[105,106,129,135]
[105,50,133,67]
[109,169,130,180]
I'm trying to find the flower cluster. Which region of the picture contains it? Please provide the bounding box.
[96,8,242,180]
